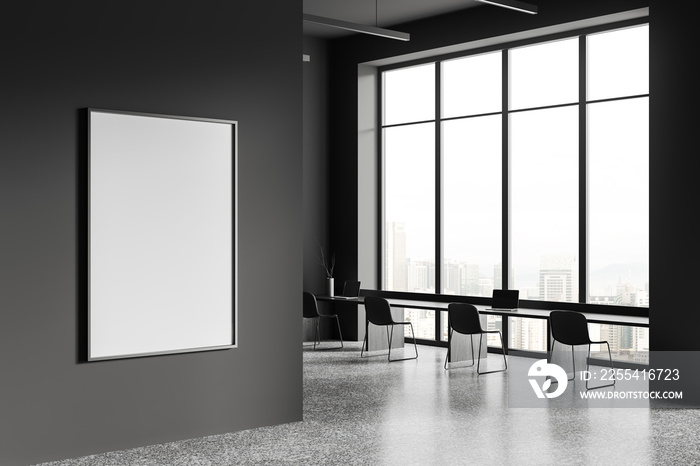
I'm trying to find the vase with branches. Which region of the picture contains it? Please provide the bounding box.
[318,241,335,296]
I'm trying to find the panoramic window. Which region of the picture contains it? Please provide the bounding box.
[442,52,502,297]
[586,25,649,307]
[383,64,435,292]
[380,24,649,316]
[510,106,579,302]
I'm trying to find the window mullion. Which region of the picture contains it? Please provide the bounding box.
[579,35,587,304]
[378,72,385,290]
[502,49,509,291]
[435,61,442,298]
[435,62,442,341]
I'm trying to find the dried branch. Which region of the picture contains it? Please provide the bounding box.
[317,239,335,278]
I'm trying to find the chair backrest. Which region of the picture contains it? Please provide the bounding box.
[447,303,483,335]
[303,292,320,318]
[549,310,591,345]
[364,296,395,326]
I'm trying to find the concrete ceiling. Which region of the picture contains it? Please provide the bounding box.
[303,0,484,38]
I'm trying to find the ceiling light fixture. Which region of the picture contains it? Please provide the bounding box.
[303,14,410,41]
[475,0,538,15]
[303,0,409,41]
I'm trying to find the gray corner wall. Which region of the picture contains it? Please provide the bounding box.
[0,2,302,465]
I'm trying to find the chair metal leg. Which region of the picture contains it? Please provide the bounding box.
[499,331,508,370]
[388,323,418,362]
[302,316,320,349]
[549,340,576,381]
[444,331,477,370]
[569,344,576,381]
[334,315,344,349]
[409,323,419,360]
[551,340,577,382]
[360,323,390,359]
[470,334,476,367]
[362,323,417,361]
[585,342,615,390]
[477,332,507,374]
[546,339,560,386]
[547,339,575,386]
[444,328,452,369]
[360,323,387,358]
[314,318,320,349]
[410,323,418,358]
[387,326,392,361]
[308,315,343,350]
[549,337,556,360]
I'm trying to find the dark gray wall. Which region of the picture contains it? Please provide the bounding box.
[647,0,700,404]
[302,36,338,340]
[303,36,331,296]
[0,2,302,464]
[647,2,698,349]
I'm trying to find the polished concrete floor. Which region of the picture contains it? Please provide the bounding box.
[38,342,700,465]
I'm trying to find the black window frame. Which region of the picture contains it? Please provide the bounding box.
[377,17,650,348]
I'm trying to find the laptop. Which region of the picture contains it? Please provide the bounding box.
[335,280,361,299]
[485,289,519,312]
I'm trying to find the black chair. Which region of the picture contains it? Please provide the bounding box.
[549,310,614,390]
[361,296,418,362]
[444,303,507,374]
[303,292,343,350]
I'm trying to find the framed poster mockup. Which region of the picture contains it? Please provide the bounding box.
[88,108,237,360]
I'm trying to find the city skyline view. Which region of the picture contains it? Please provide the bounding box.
[385,220,649,306]
[386,215,649,355]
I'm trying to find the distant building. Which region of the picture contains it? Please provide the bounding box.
[539,254,578,302]
[386,221,407,291]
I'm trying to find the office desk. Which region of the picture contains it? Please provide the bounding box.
[384,298,649,325]
[315,296,524,356]
[316,296,364,304]
[386,299,648,357]
[315,296,495,359]
[315,295,649,357]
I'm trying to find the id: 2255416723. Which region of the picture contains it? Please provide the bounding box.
[580,368,680,382]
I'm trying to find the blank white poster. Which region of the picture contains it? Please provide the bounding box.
[88,109,236,360]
